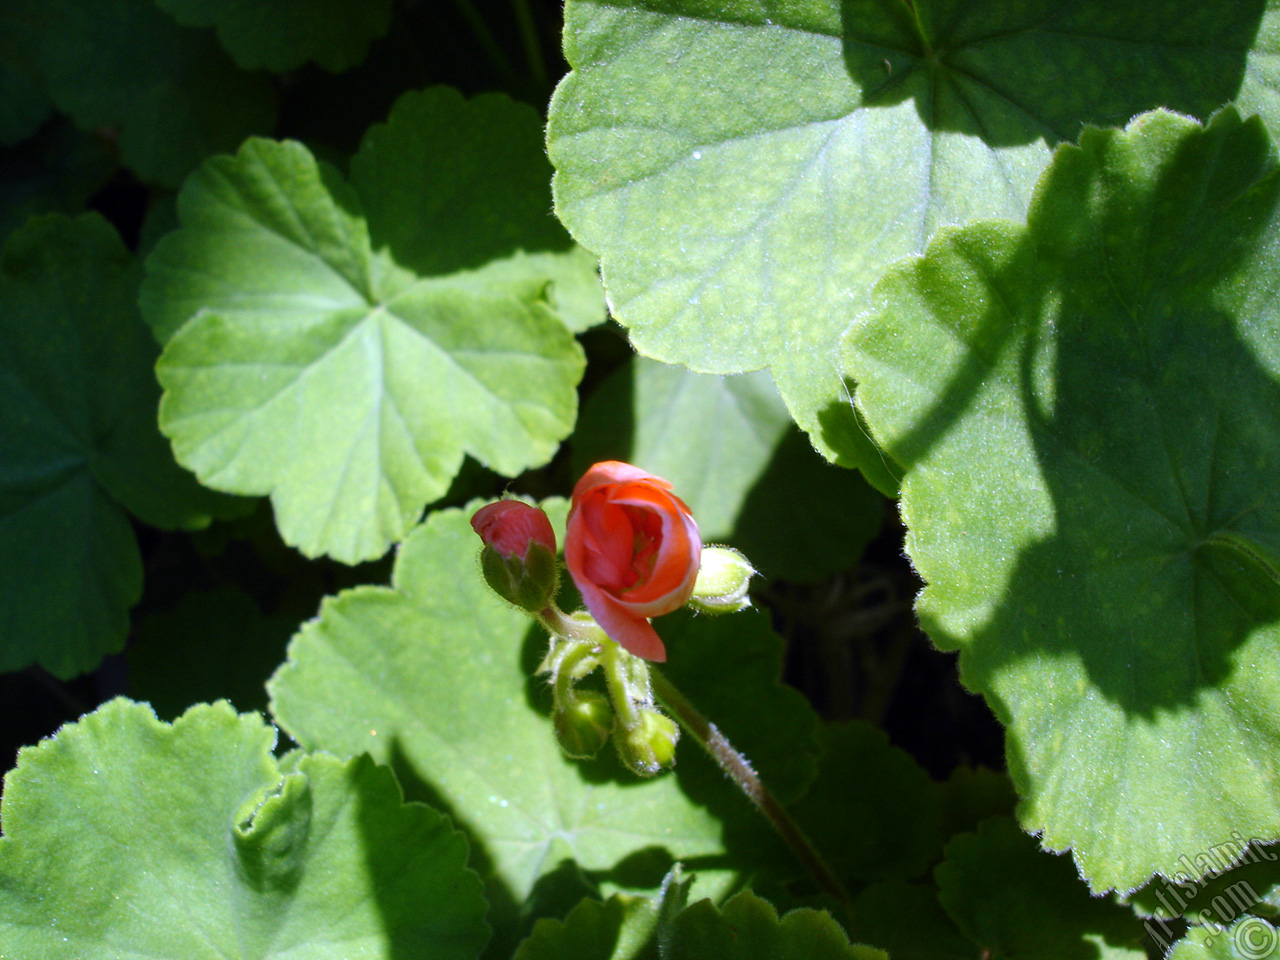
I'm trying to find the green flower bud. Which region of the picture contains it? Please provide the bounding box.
[553,690,614,759]
[686,545,754,615]
[480,540,558,612]
[615,709,679,777]
[472,500,559,613]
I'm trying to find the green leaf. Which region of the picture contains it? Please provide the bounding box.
[127,586,295,720]
[933,765,1017,841]
[350,87,606,333]
[1169,918,1280,959]
[1126,839,1280,924]
[39,0,276,187]
[0,0,51,145]
[660,608,822,807]
[848,882,975,960]
[662,888,886,960]
[513,893,662,960]
[787,721,943,885]
[0,213,237,678]
[144,136,585,562]
[267,503,734,954]
[572,357,884,579]
[0,121,117,241]
[0,698,490,958]
[354,87,576,277]
[845,107,1280,893]
[547,0,1272,475]
[154,0,393,72]
[936,818,1146,960]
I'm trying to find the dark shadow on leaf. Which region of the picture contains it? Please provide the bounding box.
[862,111,1280,726]
[733,426,886,582]
[816,381,902,495]
[840,0,1265,147]
[380,735,517,960]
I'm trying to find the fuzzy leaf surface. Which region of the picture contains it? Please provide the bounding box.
[547,0,1274,474]
[845,108,1280,892]
[268,504,747,952]
[1169,919,1280,958]
[145,136,584,563]
[0,699,489,958]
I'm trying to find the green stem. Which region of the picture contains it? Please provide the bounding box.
[511,0,549,91]
[602,640,644,729]
[649,668,853,912]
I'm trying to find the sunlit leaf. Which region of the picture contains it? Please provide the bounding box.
[548,0,1275,479]
[268,503,737,954]
[845,108,1280,892]
[144,136,585,562]
[0,699,490,958]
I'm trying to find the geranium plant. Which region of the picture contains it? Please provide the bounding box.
[2,1,1280,958]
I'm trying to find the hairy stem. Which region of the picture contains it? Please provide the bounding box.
[649,668,853,912]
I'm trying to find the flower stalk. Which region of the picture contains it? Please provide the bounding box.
[649,667,853,913]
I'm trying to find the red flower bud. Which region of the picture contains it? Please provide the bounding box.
[471,500,556,560]
[564,461,701,662]
[472,500,558,612]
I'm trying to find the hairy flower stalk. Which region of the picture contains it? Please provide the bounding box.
[471,464,851,911]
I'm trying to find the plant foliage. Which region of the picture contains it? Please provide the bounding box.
[3,1,1280,958]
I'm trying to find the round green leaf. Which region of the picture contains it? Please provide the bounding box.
[154,0,393,72]
[0,699,489,958]
[353,86,576,278]
[0,213,237,678]
[145,137,585,562]
[844,108,1280,892]
[936,818,1146,959]
[547,0,1274,473]
[267,503,734,951]
[39,0,276,187]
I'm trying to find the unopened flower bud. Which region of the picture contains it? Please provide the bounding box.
[472,500,558,612]
[687,545,754,615]
[615,709,679,777]
[553,690,613,759]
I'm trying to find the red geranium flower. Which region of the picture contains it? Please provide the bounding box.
[564,461,700,661]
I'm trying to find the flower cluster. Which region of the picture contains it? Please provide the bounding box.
[470,461,754,774]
